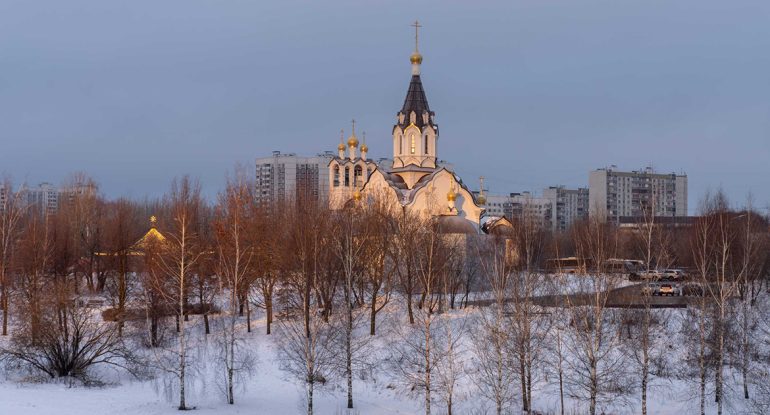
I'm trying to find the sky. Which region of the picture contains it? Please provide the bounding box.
[1,0,769,213]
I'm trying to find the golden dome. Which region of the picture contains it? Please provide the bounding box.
[447,187,457,202]
[410,52,423,65]
[337,142,346,151]
[353,190,362,202]
[347,135,359,147]
[360,143,368,153]
[477,194,487,205]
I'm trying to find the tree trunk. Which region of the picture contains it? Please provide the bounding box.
[118,257,127,337]
[246,295,251,333]
[228,366,234,404]
[307,379,314,415]
[519,357,528,412]
[266,294,273,335]
[407,293,415,325]
[2,282,8,336]
[590,358,597,415]
[346,289,353,409]
[370,291,377,335]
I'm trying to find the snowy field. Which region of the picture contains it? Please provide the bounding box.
[0,301,761,415]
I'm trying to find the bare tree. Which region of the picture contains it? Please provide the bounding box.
[153,176,204,410]
[509,208,551,415]
[389,216,450,415]
[330,196,373,409]
[733,198,768,401]
[1,291,137,381]
[393,209,423,325]
[562,218,631,415]
[213,172,256,404]
[472,232,517,415]
[102,198,142,336]
[278,200,337,415]
[0,177,27,335]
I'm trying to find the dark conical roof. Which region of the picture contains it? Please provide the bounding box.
[401,74,431,115]
[395,74,437,132]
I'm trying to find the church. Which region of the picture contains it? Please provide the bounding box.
[328,23,505,234]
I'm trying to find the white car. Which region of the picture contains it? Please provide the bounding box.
[638,269,662,280]
[660,269,686,281]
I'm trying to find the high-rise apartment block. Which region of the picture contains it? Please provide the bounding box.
[255,151,335,205]
[589,166,687,222]
[542,186,589,232]
[23,182,60,216]
[480,192,553,230]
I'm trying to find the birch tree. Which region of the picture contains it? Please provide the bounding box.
[154,176,204,410]
[214,173,256,404]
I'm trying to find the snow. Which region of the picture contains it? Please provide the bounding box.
[0,302,759,414]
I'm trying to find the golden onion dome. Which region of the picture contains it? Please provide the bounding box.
[337,142,346,151]
[410,52,423,65]
[347,135,359,147]
[477,194,487,205]
[353,190,362,202]
[447,187,457,202]
[360,143,368,153]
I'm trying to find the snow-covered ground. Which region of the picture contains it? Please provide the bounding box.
[0,301,760,415]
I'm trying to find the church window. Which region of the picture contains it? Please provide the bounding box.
[333,165,340,187]
[424,135,428,154]
[354,165,363,187]
[399,136,403,154]
[344,166,350,187]
[410,134,415,154]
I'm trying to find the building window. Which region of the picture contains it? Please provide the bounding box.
[354,165,363,187]
[344,166,350,187]
[410,134,416,154]
[333,165,340,187]
[424,135,428,154]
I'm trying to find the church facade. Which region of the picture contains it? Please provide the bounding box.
[328,24,493,234]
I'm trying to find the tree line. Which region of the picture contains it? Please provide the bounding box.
[1,172,769,415]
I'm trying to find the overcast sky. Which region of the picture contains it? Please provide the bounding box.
[2,0,769,213]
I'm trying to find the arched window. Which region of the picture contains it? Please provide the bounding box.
[354,165,363,187]
[399,136,403,154]
[333,165,340,187]
[424,135,429,154]
[344,166,350,187]
[410,134,416,154]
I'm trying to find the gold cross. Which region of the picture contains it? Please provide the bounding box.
[150,215,157,224]
[411,20,422,51]
[351,119,356,136]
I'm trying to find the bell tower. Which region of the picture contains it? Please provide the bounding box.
[391,20,440,189]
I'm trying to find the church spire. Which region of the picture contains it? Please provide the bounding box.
[398,20,434,130]
[410,20,423,75]
[391,20,439,186]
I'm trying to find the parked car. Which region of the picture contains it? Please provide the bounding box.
[657,282,682,296]
[660,269,687,281]
[641,282,682,296]
[637,269,662,280]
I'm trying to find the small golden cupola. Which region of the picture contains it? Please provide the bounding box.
[360,131,368,153]
[337,129,346,158]
[446,178,458,214]
[360,131,369,161]
[410,20,423,72]
[447,186,457,202]
[347,120,359,160]
[347,119,359,147]
[477,176,487,205]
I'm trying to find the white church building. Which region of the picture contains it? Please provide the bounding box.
[328,24,503,235]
